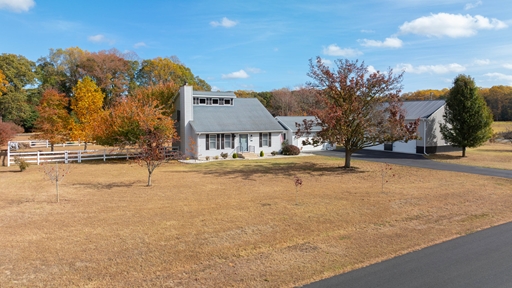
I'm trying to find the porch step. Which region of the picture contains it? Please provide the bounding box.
[239,152,260,159]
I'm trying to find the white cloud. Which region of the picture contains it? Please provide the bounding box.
[465,1,482,10]
[397,63,466,74]
[503,64,512,69]
[134,42,147,48]
[361,29,375,33]
[322,44,362,57]
[359,37,403,48]
[320,58,333,67]
[399,13,508,38]
[210,17,238,28]
[0,0,35,12]
[367,65,377,74]
[211,86,221,91]
[473,59,490,65]
[246,67,262,74]
[485,72,512,84]
[222,69,249,79]
[88,34,114,44]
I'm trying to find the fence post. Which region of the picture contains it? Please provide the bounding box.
[6,141,10,167]
[65,151,68,164]
[103,149,106,162]
[37,151,40,165]
[46,140,49,148]
[78,150,81,163]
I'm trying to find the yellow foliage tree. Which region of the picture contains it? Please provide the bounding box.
[0,69,8,96]
[71,77,104,150]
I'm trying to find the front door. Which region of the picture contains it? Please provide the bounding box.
[239,134,248,152]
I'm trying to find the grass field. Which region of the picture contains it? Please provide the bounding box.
[427,142,512,170]
[492,121,512,133]
[2,155,512,287]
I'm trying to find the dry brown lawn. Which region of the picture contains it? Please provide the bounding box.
[1,155,512,287]
[492,121,512,133]
[427,142,512,170]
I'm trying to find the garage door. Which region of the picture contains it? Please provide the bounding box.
[392,140,417,154]
[366,144,385,151]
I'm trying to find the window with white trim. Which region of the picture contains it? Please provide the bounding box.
[209,134,217,149]
[224,134,231,148]
[262,133,269,146]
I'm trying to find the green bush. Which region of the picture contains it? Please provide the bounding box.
[232,153,238,159]
[260,150,264,157]
[281,144,300,155]
[14,157,29,172]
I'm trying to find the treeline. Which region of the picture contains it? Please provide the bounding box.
[402,87,512,121]
[0,48,210,132]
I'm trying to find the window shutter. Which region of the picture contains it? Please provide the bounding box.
[269,133,272,147]
[259,133,262,147]
[206,135,210,150]
[221,134,225,149]
[217,134,221,150]
[232,135,235,149]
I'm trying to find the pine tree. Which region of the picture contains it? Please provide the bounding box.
[440,74,493,157]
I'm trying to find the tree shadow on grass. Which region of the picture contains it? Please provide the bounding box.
[178,160,367,181]
[72,181,138,190]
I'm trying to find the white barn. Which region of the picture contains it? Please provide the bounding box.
[366,100,459,154]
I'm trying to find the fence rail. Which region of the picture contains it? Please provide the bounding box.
[5,141,179,167]
[8,140,84,150]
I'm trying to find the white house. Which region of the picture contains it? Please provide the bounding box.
[174,85,284,159]
[275,116,334,151]
[366,100,459,154]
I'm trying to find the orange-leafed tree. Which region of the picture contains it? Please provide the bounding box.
[70,77,104,150]
[33,88,73,151]
[0,121,23,147]
[0,69,8,96]
[96,87,178,186]
[299,57,419,168]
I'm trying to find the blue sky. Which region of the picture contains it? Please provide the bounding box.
[1,0,511,92]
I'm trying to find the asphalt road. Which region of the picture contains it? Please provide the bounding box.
[304,221,512,288]
[314,149,512,179]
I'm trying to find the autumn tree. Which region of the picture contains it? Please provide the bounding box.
[136,57,210,90]
[70,77,104,150]
[0,121,23,146]
[80,48,132,106]
[0,69,8,96]
[271,88,299,116]
[96,90,178,186]
[134,82,180,116]
[401,89,449,101]
[33,88,73,151]
[301,57,418,168]
[440,74,493,157]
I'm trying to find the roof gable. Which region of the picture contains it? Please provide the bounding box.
[401,100,445,119]
[190,98,284,133]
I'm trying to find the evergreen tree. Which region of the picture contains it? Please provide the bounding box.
[440,74,493,157]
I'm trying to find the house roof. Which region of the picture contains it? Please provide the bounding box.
[192,90,236,98]
[275,116,322,132]
[401,100,445,119]
[190,98,284,133]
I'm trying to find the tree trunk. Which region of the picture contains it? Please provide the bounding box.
[84,142,88,151]
[462,146,466,157]
[50,144,54,152]
[344,150,352,168]
[147,171,152,186]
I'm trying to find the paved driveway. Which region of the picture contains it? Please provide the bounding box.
[304,221,512,288]
[313,149,512,179]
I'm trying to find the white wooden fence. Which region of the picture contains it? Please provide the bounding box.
[6,148,136,167]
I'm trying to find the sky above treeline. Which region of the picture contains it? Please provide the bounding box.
[1,0,511,92]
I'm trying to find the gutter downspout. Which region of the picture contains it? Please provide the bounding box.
[423,118,428,155]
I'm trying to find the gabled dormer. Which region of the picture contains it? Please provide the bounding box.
[192,91,236,106]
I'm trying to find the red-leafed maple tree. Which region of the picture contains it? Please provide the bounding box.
[298,57,419,168]
[96,84,179,186]
[33,88,73,151]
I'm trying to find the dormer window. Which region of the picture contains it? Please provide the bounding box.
[224,99,232,105]
[212,98,219,105]
[199,98,206,105]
